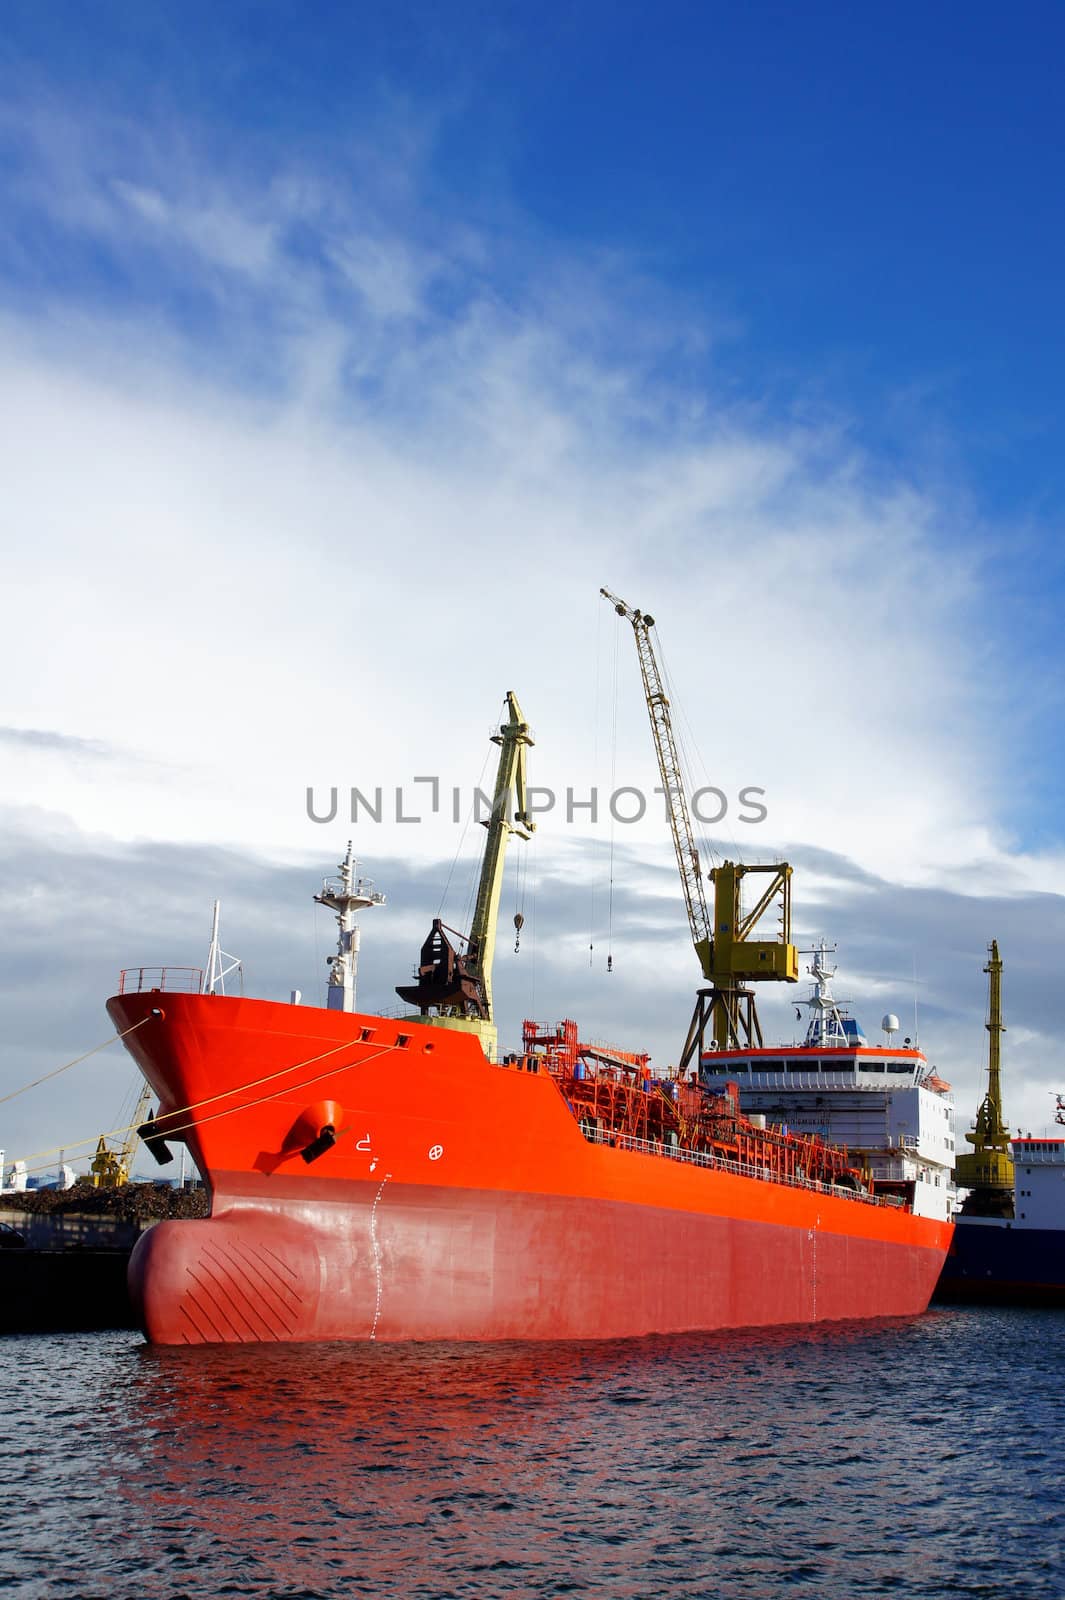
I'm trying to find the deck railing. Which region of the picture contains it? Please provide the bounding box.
[118,967,204,995]
[581,1125,902,1208]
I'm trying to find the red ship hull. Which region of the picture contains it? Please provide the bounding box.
[108,992,952,1345]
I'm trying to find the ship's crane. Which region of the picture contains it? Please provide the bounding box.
[90,1080,153,1188]
[954,940,1014,1215]
[601,589,798,1064]
[397,691,535,1061]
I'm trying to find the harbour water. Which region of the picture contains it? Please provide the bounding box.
[2,1308,1062,1599]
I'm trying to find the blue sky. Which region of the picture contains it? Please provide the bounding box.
[5,2,1065,737]
[7,0,1065,517]
[4,2,1065,1162]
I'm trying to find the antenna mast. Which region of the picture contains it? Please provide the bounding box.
[314,842,386,1013]
[203,901,243,996]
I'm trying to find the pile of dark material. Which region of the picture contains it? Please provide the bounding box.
[1,1182,209,1225]
[1,1185,211,1333]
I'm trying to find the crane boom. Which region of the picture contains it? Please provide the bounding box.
[396,692,535,1061]
[90,1079,153,1187]
[467,691,536,1016]
[601,589,713,977]
[603,586,797,1059]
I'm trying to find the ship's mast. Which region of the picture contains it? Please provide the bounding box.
[202,901,243,995]
[798,941,851,1047]
[314,842,386,1013]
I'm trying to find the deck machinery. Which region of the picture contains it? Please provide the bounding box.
[511,1018,865,1188]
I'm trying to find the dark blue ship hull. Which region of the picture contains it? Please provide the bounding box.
[936,1219,1065,1305]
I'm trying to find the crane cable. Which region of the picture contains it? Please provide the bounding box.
[606,607,621,973]
[588,592,603,966]
[0,1016,152,1107]
[511,827,530,952]
[527,825,538,1017]
[439,704,498,932]
[10,1030,406,1174]
[655,630,732,871]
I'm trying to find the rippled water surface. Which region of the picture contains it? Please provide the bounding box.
[2,1309,1063,1599]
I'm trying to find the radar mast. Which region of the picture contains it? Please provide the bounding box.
[315,842,386,1013]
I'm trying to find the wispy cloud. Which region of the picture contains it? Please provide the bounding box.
[0,727,113,757]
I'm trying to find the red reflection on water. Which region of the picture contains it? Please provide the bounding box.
[109,1319,933,1597]
[119,1340,644,1593]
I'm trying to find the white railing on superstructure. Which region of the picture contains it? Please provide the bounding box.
[709,1071,920,1092]
[1011,1140,1065,1165]
[579,1125,903,1208]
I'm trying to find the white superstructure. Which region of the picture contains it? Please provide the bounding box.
[1010,1136,1065,1229]
[700,942,955,1221]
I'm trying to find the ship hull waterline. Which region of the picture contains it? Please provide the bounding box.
[108,991,952,1346]
[935,1220,1065,1307]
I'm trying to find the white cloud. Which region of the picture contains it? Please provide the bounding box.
[0,326,988,877]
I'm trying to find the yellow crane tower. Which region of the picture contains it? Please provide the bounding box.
[601,589,798,1067]
[90,1080,153,1188]
[396,691,535,1062]
[954,939,1015,1216]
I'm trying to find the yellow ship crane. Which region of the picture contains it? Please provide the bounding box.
[954,939,1014,1216]
[90,1080,153,1188]
[397,691,535,1061]
[601,589,797,1064]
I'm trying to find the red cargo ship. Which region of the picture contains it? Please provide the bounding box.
[109,982,951,1345]
[109,677,950,1345]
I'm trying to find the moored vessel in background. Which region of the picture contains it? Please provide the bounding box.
[936,942,1065,1304]
[937,1133,1065,1304]
[700,942,955,1226]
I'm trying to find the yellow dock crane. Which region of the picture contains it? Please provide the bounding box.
[396,691,535,1061]
[601,589,798,1067]
[954,940,1014,1216]
[89,1080,153,1188]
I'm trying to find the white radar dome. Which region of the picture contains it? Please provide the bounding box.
[881,1013,900,1035]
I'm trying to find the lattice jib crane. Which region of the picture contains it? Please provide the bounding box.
[601,588,797,1059]
[90,1080,153,1188]
[600,589,713,977]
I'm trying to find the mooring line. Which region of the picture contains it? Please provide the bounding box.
[0,1017,152,1106]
